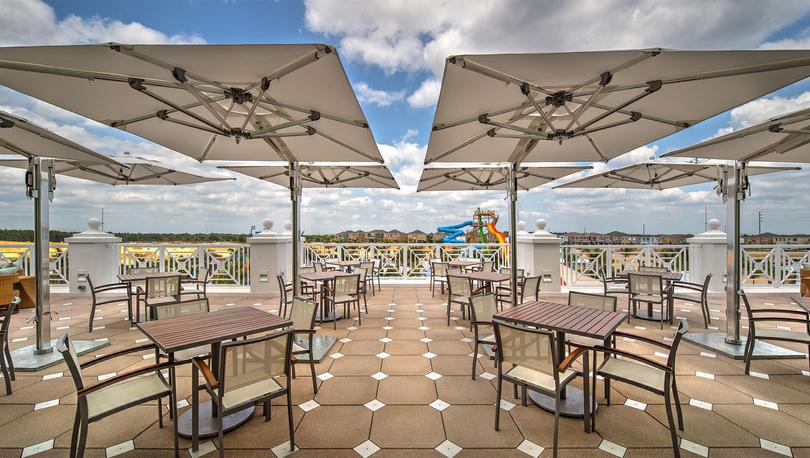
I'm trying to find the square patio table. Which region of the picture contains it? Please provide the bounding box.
[137,306,291,441]
[448,259,482,268]
[324,259,362,271]
[457,271,511,293]
[494,300,627,432]
[117,270,184,282]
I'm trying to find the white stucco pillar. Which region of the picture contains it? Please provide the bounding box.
[517,219,562,293]
[248,219,292,295]
[65,218,121,293]
[687,218,727,293]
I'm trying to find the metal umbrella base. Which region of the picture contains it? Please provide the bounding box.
[529,386,594,418]
[684,332,805,360]
[10,339,110,371]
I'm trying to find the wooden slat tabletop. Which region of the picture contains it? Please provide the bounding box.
[457,272,510,283]
[495,300,627,339]
[324,260,362,267]
[618,270,683,281]
[449,260,482,267]
[118,271,184,282]
[790,296,810,313]
[300,271,347,282]
[136,307,291,354]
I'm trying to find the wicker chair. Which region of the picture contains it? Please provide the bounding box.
[58,333,178,457]
[1,298,18,394]
[670,273,713,328]
[192,330,295,457]
[289,297,319,393]
[0,272,18,309]
[88,275,132,331]
[468,294,497,380]
[181,268,208,299]
[740,290,810,375]
[447,274,473,325]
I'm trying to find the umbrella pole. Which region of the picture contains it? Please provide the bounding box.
[725,163,742,345]
[508,163,518,309]
[290,162,302,297]
[30,158,53,354]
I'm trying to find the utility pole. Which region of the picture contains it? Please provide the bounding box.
[642,223,645,235]
[704,207,708,232]
[101,207,104,232]
[758,211,763,235]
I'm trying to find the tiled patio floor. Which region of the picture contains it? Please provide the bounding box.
[1,286,810,457]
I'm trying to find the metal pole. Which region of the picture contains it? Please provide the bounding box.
[508,163,518,309]
[290,162,302,296]
[29,158,53,354]
[724,163,742,345]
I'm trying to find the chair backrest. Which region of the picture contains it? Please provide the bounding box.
[628,273,663,298]
[219,330,292,401]
[314,262,324,272]
[334,274,359,296]
[447,266,462,274]
[469,294,498,322]
[738,289,755,322]
[432,262,448,277]
[196,268,209,283]
[277,274,289,302]
[146,275,181,299]
[0,273,18,305]
[447,274,472,297]
[153,298,210,320]
[356,266,368,282]
[568,291,616,312]
[131,266,158,275]
[521,276,541,302]
[494,321,557,379]
[360,261,374,273]
[639,266,668,273]
[481,261,494,272]
[290,297,317,331]
[667,320,689,369]
[0,297,19,335]
[500,267,525,277]
[701,273,713,296]
[56,333,85,391]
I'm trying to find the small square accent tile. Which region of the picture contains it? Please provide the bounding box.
[142,354,155,360]
[188,439,216,458]
[298,399,320,412]
[253,303,262,306]
[330,352,345,359]
[417,316,428,321]
[379,337,393,343]
[371,372,388,381]
[708,326,719,330]
[22,439,54,457]
[376,352,391,359]
[699,351,716,358]
[340,338,352,343]
[135,338,149,343]
[622,337,637,343]
[777,325,792,330]
[98,372,117,381]
[422,352,437,359]
[58,316,71,321]
[764,302,775,306]
[598,439,627,457]
[384,316,395,321]
[760,438,792,457]
[680,439,709,457]
[94,337,109,342]
[270,440,299,458]
[317,372,335,381]
[56,326,69,331]
[388,303,397,306]
[460,337,473,343]
[450,317,459,321]
[42,372,63,381]
[19,325,33,330]
[418,326,430,331]
[354,439,381,458]
[430,399,450,411]
[420,337,433,343]
[690,399,713,411]
[653,351,668,359]
[479,372,496,380]
[453,326,465,331]
[517,439,545,458]
[425,372,442,380]
[749,371,770,380]
[94,326,106,330]
[387,309,396,313]
[499,399,516,411]
[106,440,135,457]
[754,398,779,410]
[347,326,358,331]
[624,399,647,410]
[12,337,28,343]
[364,399,385,411]
[34,399,59,411]
[435,439,462,458]
[695,371,715,380]
[382,326,394,331]
[416,309,425,313]
[633,326,646,330]
[802,370,810,377]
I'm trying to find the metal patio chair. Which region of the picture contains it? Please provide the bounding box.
[1,297,18,394]
[566,291,617,352]
[356,266,370,309]
[181,268,209,299]
[324,274,361,329]
[494,321,586,458]
[58,333,177,457]
[127,266,158,294]
[447,274,473,326]
[277,273,294,318]
[600,270,629,305]
[496,275,540,309]
[87,275,132,331]
[468,293,498,380]
[191,329,295,457]
[639,266,670,274]
[137,275,182,322]
[431,261,449,297]
[152,297,212,362]
[289,296,319,393]
[670,273,713,328]
[360,261,376,295]
[740,290,810,375]
[591,320,688,457]
[628,273,670,329]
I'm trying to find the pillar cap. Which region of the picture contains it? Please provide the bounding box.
[688,218,726,242]
[248,218,291,242]
[65,218,120,242]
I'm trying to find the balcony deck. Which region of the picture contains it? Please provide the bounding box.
[2,286,809,457]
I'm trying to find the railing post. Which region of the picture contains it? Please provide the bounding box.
[247,219,292,295]
[687,218,727,293]
[65,218,121,293]
[517,220,561,293]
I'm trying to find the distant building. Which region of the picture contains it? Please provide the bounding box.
[408,230,428,242]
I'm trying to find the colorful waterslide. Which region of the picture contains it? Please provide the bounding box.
[437,221,472,243]
[487,223,506,244]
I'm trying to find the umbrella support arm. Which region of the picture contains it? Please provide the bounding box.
[290,163,302,297]
[507,163,519,310]
[27,158,54,354]
[724,163,744,345]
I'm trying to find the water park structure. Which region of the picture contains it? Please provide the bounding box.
[437,208,507,244]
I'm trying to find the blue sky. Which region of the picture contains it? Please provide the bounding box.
[3,0,810,236]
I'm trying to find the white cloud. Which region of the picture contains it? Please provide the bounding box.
[407,79,441,108]
[0,0,204,46]
[760,27,810,50]
[353,82,404,107]
[728,90,810,129]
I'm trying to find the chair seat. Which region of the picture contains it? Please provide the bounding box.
[598,357,665,392]
[144,296,179,306]
[631,294,663,303]
[605,286,629,294]
[505,365,577,392]
[87,374,170,419]
[756,328,810,343]
[567,335,606,348]
[449,294,470,303]
[218,377,284,410]
[330,294,356,303]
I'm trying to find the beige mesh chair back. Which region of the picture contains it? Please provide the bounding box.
[356,266,368,284]
[481,261,494,272]
[496,323,555,376]
[628,274,663,299]
[146,275,181,299]
[131,266,158,275]
[300,266,315,274]
[433,262,448,277]
[153,298,209,320]
[335,274,359,296]
[499,267,525,277]
[639,266,668,273]
[313,262,324,272]
[196,268,209,282]
[521,276,541,303]
[447,274,473,325]
[569,291,617,312]
[288,297,320,393]
[470,294,498,323]
[290,297,317,331]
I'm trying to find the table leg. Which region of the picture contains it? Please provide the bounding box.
[582,349,590,433]
[191,362,199,452]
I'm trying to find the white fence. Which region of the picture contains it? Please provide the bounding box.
[740,245,810,287]
[560,244,690,287]
[0,243,69,284]
[118,243,250,286]
[304,243,509,279]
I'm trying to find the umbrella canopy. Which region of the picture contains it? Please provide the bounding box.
[418,164,588,191]
[220,163,399,189]
[426,49,810,164]
[553,160,798,189]
[0,109,119,165]
[0,43,382,163]
[662,107,810,163]
[0,154,232,185]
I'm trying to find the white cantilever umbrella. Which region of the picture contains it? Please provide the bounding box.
[418,163,588,191]
[555,159,801,359]
[0,111,123,369]
[220,163,398,189]
[0,42,384,298]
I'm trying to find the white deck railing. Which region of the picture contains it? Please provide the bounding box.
[740,245,810,287]
[560,244,690,287]
[0,242,69,284]
[118,243,250,286]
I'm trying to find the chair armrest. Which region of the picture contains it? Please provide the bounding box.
[471,320,492,327]
[82,343,157,367]
[594,346,671,372]
[192,357,219,390]
[750,308,810,317]
[611,331,672,351]
[78,361,175,396]
[94,283,131,293]
[295,329,317,335]
[559,346,587,372]
[671,281,703,292]
[750,317,810,325]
